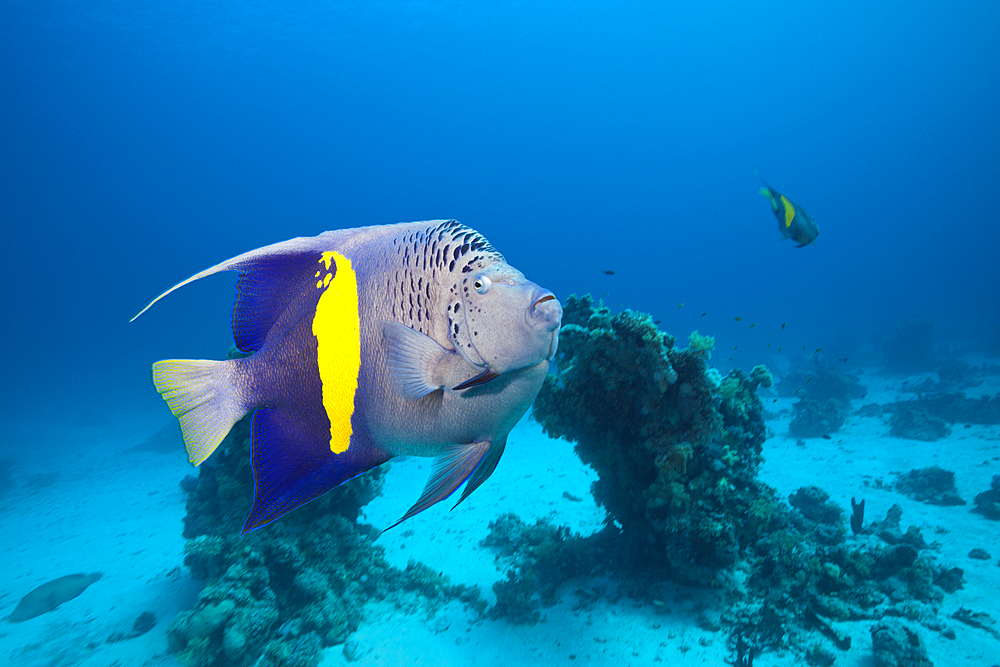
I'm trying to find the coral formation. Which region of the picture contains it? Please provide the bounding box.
[889,404,951,441]
[862,392,1000,433]
[168,380,484,667]
[894,467,965,506]
[523,296,968,662]
[480,513,588,624]
[779,360,867,439]
[972,475,1000,520]
[533,294,769,583]
[789,398,847,437]
[871,620,933,667]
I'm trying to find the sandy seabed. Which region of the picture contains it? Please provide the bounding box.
[1,366,998,667]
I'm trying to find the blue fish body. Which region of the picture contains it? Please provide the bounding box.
[134,220,562,532]
[756,171,819,247]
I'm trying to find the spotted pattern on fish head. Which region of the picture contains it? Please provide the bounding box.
[382,220,503,357]
[450,264,562,377]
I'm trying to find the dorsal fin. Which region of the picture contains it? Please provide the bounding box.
[131,234,341,352]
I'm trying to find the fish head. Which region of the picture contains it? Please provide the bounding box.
[448,263,561,379]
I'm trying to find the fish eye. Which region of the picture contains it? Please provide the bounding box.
[473,275,492,294]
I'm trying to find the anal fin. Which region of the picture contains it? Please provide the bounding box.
[453,435,507,507]
[243,408,389,533]
[386,441,491,530]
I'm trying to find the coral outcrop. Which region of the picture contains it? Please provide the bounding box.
[894,467,965,506]
[532,294,769,583]
[972,475,1000,520]
[521,296,967,662]
[168,364,484,667]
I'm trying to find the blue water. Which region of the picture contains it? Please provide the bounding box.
[2,1,999,664]
[3,1,998,421]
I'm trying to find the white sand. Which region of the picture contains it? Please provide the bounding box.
[1,368,998,667]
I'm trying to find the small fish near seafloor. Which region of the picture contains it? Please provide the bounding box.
[756,170,819,247]
[6,573,103,622]
[133,220,562,534]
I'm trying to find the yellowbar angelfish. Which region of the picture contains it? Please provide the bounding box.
[132,220,562,533]
[755,170,819,247]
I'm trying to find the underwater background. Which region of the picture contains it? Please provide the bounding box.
[2,0,998,420]
[2,1,1000,666]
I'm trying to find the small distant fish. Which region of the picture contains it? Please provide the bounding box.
[733,345,739,350]
[815,348,823,354]
[728,356,734,361]
[7,573,103,622]
[822,434,832,440]
[777,347,782,353]
[734,316,742,321]
[756,171,819,247]
[838,357,849,363]
[781,322,787,329]
[748,323,757,328]
[653,319,662,325]
[133,220,562,532]
[806,377,812,383]
[701,312,707,317]
[678,303,684,308]
[602,269,615,275]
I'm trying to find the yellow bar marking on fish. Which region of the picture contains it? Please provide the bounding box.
[780,195,795,227]
[319,251,336,271]
[312,251,360,455]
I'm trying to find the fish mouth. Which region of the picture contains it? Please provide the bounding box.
[531,293,557,314]
[528,292,561,332]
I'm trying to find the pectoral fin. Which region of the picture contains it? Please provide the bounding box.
[380,320,451,400]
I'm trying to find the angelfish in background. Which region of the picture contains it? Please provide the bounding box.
[756,170,819,247]
[132,220,562,533]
